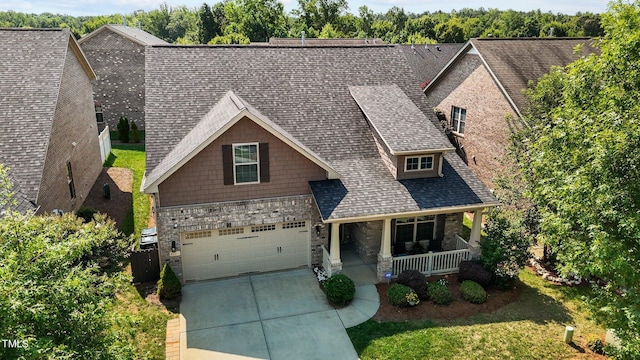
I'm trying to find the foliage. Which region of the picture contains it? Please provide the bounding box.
[481,208,531,289]
[0,164,15,212]
[586,334,605,355]
[130,120,141,143]
[0,213,133,359]
[427,282,452,305]
[396,269,428,299]
[511,1,640,356]
[387,283,414,307]
[116,116,130,143]
[75,205,98,222]
[157,264,182,300]
[460,280,487,304]
[458,260,492,288]
[323,273,355,305]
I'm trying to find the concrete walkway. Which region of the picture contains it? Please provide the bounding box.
[177,268,379,360]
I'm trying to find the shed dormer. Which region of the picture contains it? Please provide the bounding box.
[349,84,455,180]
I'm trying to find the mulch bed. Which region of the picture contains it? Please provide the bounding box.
[82,167,133,228]
[373,273,522,322]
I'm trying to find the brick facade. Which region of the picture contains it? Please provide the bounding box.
[156,195,325,283]
[157,117,327,207]
[426,53,517,189]
[80,30,146,129]
[37,45,102,213]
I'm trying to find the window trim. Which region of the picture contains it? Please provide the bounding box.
[404,155,434,172]
[232,142,260,185]
[451,106,466,134]
[66,161,76,200]
[394,215,436,243]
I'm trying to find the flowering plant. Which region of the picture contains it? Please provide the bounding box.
[405,291,420,306]
[313,267,329,283]
[438,278,448,286]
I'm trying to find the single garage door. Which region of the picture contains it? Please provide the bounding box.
[181,220,310,282]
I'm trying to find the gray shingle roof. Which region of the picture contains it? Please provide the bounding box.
[399,44,463,88]
[145,45,497,219]
[267,37,387,46]
[0,162,38,216]
[349,84,454,153]
[0,28,72,203]
[470,37,598,113]
[79,24,168,46]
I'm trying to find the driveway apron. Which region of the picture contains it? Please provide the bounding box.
[180,268,373,360]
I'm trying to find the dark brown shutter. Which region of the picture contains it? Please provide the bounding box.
[436,214,446,240]
[222,145,233,185]
[259,143,269,183]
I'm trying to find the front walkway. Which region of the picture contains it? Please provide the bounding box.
[170,268,379,359]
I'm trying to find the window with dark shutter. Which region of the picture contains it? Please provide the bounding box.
[222,145,233,185]
[259,143,269,183]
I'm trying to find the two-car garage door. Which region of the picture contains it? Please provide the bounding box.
[181,220,310,282]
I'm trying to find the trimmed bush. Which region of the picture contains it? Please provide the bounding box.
[396,269,428,299]
[117,117,130,143]
[157,264,182,300]
[460,280,487,304]
[323,274,355,305]
[387,283,416,307]
[458,260,493,288]
[587,334,605,354]
[76,206,98,223]
[130,120,141,143]
[427,282,452,305]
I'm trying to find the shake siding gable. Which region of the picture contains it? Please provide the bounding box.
[158,117,327,207]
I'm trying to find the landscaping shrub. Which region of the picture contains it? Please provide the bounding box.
[427,282,452,305]
[460,280,487,304]
[458,260,492,288]
[76,206,98,223]
[396,269,428,299]
[157,264,182,300]
[323,274,355,305]
[387,283,417,307]
[117,117,130,143]
[587,334,605,355]
[130,120,141,143]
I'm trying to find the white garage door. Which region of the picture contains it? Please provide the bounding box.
[181,220,310,282]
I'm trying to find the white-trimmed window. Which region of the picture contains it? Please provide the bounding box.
[395,215,436,243]
[451,106,466,134]
[405,155,434,172]
[233,143,259,184]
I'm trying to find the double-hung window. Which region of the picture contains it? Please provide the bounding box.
[233,143,259,184]
[451,106,466,134]
[405,155,434,172]
[66,161,76,200]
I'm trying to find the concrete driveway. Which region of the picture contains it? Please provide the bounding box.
[179,268,379,360]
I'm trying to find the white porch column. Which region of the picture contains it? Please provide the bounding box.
[380,218,392,258]
[469,209,484,258]
[377,218,393,282]
[330,223,341,262]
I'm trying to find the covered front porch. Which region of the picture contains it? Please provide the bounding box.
[322,208,486,282]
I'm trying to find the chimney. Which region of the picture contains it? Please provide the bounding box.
[301,31,305,46]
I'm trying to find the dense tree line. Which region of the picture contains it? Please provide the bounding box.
[0,1,603,44]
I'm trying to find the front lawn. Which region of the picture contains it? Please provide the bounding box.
[348,268,606,359]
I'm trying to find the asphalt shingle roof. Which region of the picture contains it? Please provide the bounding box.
[79,24,168,46]
[471,37,599,113]
[145,45,497,220]
[349,84,454,153]
[399,43,463,88]
[0,28,71,203]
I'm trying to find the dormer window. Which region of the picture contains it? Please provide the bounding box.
[405,155,434,172]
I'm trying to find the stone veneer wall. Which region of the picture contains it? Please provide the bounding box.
[442,212,464,250]
[350,221,382,264]
[155,194,326,282]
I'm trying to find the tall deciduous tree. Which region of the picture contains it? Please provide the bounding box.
[514,1,640,356]
[198,3,220,44]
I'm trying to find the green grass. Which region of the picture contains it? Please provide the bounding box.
[104,144,148,236]
[461,213,487,241]
[348,268,605,359]
[104,144,176,359]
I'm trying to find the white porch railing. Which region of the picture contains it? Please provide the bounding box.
[322,245,332,276]
[392,235,472,277]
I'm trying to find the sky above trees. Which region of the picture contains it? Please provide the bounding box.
[1,0,607,16]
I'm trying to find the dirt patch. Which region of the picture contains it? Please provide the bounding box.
[373,273,521,322]
[134,281,180,314]
[82,167,133,228]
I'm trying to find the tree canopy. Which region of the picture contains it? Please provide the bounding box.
[0,3,604,44]
[513,1,640,356]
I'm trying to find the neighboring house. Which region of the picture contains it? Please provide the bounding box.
[142,45,498,284]
[0,28,102,215]
[79,24,168,131]
[424,37,598,188]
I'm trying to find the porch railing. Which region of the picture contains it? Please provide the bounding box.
[392,235,472,277]
[322,245,332,276]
